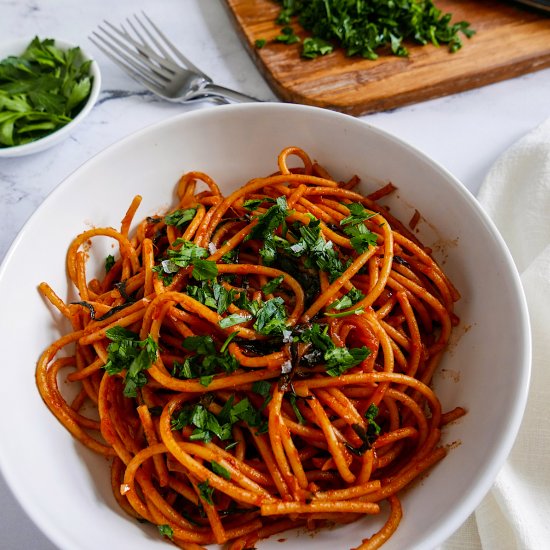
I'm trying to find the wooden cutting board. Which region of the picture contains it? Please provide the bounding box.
[224,0,550,115]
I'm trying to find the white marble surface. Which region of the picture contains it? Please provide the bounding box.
[0,0,549,548]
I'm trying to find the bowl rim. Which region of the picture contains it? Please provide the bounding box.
[0,103,532,549]
[0,37,101,158]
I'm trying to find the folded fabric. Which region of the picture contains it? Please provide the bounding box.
[440,117,550,549]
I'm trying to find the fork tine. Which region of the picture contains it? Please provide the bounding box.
[90,32,167,94]
[102,20,181,75]
[92,29,167,85]
[126,16,177,68]
[138,11,208,78]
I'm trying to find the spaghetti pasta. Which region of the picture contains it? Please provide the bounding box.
[36,147,464,549]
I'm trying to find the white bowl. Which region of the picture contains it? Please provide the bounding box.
[0,38,101,158]
[0,104,530,550]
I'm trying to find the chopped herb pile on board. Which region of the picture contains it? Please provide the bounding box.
[0,37,93,147]
[272,0,475,59]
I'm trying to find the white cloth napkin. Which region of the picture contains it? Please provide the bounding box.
[440,117,550,549]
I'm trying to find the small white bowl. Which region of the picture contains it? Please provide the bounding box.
[0,38,101,158]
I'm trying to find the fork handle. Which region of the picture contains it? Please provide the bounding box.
[197,83,263,103]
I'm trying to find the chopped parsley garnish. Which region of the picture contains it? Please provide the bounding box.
[171,402,232,441]
[186,280,237,314]
[347,404,382,456]
[218,313,252,329]
[326,287,365,316]
[218,292,289,336]
[198,479,214,504]
[246,196,289,264]
[104,254,115,273]
[365,403,382,436]
[299,323,370,376]
[153,239,218,282]
[255,38,267,49]
[274,0,474,60]
[288,393,306,425]
[348,403,382,455]
[302,37,333,59]
[340,203,379,254]
[275,26,301,45]
[325,304,365,318]
[103,326,158,397]
[164,207,196,228]
[252,297,287,335]
[243,197,275,211]
[191,258,219,281]
[295,219,346,281]
[245,199,349,282]
[261,274,284,295]
[157,524,174,540]
[340,203,376,226]
[328,287,365,311]
[210,460,231,480]
[172,334,239,384]
[252,380,272,399]
[171,394,268,441]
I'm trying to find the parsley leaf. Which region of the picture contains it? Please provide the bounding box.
[172,335,239,384]
[198,479,214,504]
[252,380,272,399]
[261,274,284,295]
[154,239,218,282]
[171,394,267,442]
[157,524,174,540]
[210,460,231,480]
[324,346,370,377]
[343,223,379,254]
[171,403,232,442]
[103,327,158,397]
[164,207,196,228]
[302,37,333,59]
[340,203,376,226]
[246,196,289,264]
[243,198,274,211]
[220,396,268,434]
[191,258,218,281]
[275,26,301,44]
[299,323,371,376]
[253,297,287,335]
[186,280,237,314]
[328,287,365,311]
[296,219,346,281]
[340,204,378,254]
[365,403,382,436]
[218,313,252,329]
[104,254,115,273]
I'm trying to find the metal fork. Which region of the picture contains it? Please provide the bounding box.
[89,12,262,104]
